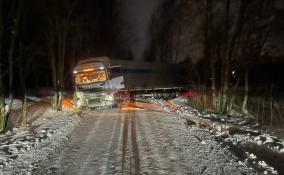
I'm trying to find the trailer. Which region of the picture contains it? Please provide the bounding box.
[110,59,190,99]
[73,57,190,108]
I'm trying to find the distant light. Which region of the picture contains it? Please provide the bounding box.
[232,70,237,77]
[77,100,82,107]
[73,70,78,74]
[100,66,105,70]
[83,68,94,72]
[105,94,114,101]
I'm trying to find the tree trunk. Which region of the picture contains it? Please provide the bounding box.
[0,0,3,94]
[48,29,62,111]
[222,60,229,113]
[19,45,27,125]
[0,0,5,132]
[19,94,27,125]
[220,0,231,114]
[261,95,266,125]
[228,78,240,113]
[241,68,248,115]
[270,84,273,127]
[46,2,75,111]
[5,0,23,131]
[210,58,216,111]
[256,96,261,123]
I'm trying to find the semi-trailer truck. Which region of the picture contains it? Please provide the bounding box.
[73,57,190,108]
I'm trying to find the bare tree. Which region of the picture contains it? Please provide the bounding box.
[178,0,276,117]
[44,0,77,110]
[0,0,23,131]
[149,0,184,63]
[0,0,4,131]
[18,44,28,124]
[240,0,274,115]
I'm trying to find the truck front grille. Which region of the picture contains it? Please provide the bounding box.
[88,98,101,105]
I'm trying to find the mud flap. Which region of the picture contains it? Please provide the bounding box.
[130,92,135,102]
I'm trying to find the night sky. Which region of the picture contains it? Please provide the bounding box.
[1,2,284,172]
[0,0,284,92]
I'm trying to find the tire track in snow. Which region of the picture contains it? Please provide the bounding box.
[33,111,103,175]
[136,111,161,174]
[102,111,122,174]
[121,110,141,175]
[130,110,141,174]
[121,113,129,173]
[31,104,256,175]
[78,112,124,175]
[59,111,104,174]
[142,111,183,174]
[136,110,171,173]
[146,112,189,174]
[78,113,104,175]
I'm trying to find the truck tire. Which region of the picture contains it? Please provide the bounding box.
[112,103,118,108]
[163,93,170,100]
[156,92,163,99]
[170,93,176,99]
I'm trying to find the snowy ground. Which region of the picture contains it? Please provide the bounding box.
[31,101,256,175]
[157,97,284,175]
[4,99,22,110]
[0,108,80,175]
[1,99,278,174]
[4,96,43,110]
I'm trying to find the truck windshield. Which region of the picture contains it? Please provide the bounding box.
[74,70,107,84]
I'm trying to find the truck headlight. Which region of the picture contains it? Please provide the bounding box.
[77,100,82,107]
[105,94,114,101]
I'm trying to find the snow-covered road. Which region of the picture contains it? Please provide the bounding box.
[33,101,255,175]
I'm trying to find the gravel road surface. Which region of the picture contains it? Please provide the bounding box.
[34,101,255,175]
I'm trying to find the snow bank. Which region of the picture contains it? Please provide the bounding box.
[151,97,284,175]
[0,109,81,175]
[4,99,22,110]
[27,96,42,102]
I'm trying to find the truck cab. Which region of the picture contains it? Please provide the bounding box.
[73,57,123,108]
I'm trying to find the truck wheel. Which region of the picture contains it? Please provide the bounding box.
[170,93,176,99]
[154,92,158,99]
[112,103,118,108]
[163,93,170,100]
[156,93,162,99]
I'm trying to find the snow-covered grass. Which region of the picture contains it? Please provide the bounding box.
[0,108,80,175]
[4,99,22,110]
[148,97,284,175]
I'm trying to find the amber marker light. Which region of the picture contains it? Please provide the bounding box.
[83,68,94,72]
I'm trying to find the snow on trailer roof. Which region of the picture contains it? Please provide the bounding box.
[77,57,110,65]
[73,57,110,72]
[110,59,189,90]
